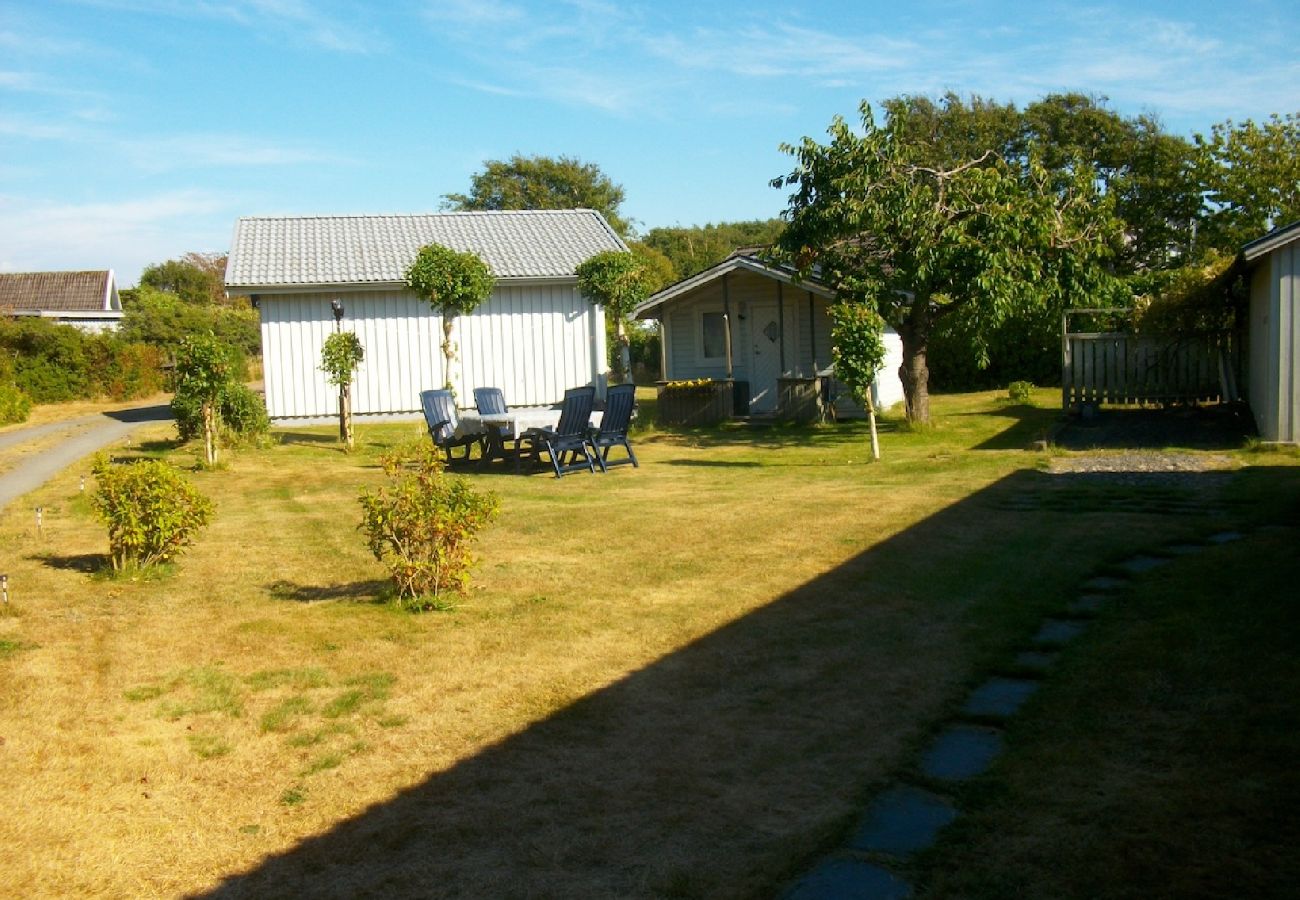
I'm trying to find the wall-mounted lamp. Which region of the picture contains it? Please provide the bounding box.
[331,299,345,322]
[250,294,260,310]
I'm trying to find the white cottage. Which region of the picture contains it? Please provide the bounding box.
[633,251,904,416]
[224,210,625,419]
[1241,220,1300,443]
[0,270,123,333]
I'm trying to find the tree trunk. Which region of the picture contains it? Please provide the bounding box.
[340,384,353,450]
[441,314,456,394]
[202,400,218,466]
[865,388,881,460]
[616,318,631,384]
[897,312,932,425]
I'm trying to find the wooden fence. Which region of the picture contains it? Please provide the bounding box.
[1062,310,1232,409]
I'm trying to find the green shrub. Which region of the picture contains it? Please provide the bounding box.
[172,381,270,445]
[90,455,214,571]
[218,383,270,445]
[0,316,165,404]
[358,443,499,609]
[1007,380,1034,404]
[0,382,32,424]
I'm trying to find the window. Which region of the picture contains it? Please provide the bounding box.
[701,311,726,360]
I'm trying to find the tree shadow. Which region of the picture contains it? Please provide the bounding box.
[30,552,107,574]
[275,432,348,448]
[266,579,391,604]
[103,404,173,424]
[194,466,1297,899]
[1054,404,1255,451]
[959,404,1063,450]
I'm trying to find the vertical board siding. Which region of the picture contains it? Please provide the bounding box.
[260,283,597,418]
[1280,243,1299,441]
[1062,332,1225,408]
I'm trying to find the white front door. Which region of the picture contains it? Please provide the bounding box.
[748,301,783,413]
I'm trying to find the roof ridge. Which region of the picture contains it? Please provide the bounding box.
[234,209,602,222]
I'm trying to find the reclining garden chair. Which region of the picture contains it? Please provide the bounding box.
[419,389,485,464]
[473,387,508,416]
[588,383,639,472]
[521,386,597,477]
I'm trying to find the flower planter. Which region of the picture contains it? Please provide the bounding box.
[656,379,735,426]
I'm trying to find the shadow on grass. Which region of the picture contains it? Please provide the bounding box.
[199,466,1300,899]
[1054,404,1256,451]
[31,552,107,574]
[267,579,391,604]
[104,404,173,425]
[275,432,348,449]
[961,403,1063,451]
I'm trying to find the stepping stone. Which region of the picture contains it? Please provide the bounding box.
[1164,543,1207,556]
[1013,649,1058,671]
[1083,575,1129,591]
[1068,594,1107,615]
[784,859,912,900]
[919,725,1004,782]
[962,677,1039,719]
[1118,555,1171,574]
[1034,618,1087,645]
[1207,530,1244,544]
[849,785,957,857]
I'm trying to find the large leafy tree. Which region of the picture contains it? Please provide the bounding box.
[640,219,786,280]
[1196,113,1300,253]
[774,100,1121,424]
[404,244,494,392]
[444,154,630,236]
[138,252,231,306]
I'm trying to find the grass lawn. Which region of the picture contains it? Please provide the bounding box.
[0,389,1296,897]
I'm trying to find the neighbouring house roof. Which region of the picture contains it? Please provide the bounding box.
[224,209,627,292]
[1241,219,1300,264]
[0,270,120,313]
[633,250,834,319]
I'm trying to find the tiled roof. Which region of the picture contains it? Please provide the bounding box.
[225,210,627,289]
[0,270,115,312]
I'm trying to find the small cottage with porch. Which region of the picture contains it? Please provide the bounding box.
[633,251,904,419]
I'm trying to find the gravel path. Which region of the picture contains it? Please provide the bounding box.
[0,404,172,511]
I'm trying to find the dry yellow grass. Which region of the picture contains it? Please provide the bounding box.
[0,391,1272,897]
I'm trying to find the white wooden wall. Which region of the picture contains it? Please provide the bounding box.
[1249,243,1300,442]
[259,283,605,418]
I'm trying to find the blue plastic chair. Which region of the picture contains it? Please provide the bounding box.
[419,389,485,464]
[521,386,597,477]
[588,383,638,472]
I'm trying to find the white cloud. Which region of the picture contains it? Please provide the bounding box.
[0,190,235,283]
[118,134,348,172]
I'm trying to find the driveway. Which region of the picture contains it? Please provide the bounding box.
[0,404,173,511]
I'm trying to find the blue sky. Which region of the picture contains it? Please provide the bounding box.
[2,0,1297,285]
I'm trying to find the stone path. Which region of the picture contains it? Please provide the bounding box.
[780,525,1251,899]
[0,404,172,511]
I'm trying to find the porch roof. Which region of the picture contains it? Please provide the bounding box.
[633,252,834,320]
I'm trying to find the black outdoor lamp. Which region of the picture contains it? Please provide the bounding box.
[331,299,345,322]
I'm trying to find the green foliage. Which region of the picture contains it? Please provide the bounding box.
[137,251,230,306]
[444,154,630,236]
[1196,113,1300,253]
[0,316,165,403]
[171,380,269,445]
[1007,380,1034,404]
[774,99,1121,421]
[319,331,364,388]
[90,455,214,571]
[576,251,652,320]
[626,241,677,292]
[404,244,495,318]
[829,303,887,408]
[357,442,499,609]
[0,381,32,424]
[640,219,786,280]
[172,333,241,464]
[120,285,260,361]
[1134,252,1243,340]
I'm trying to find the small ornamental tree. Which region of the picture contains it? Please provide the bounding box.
[320,331,365,450]
[173,333,235,465]
[575,250,652,383]
[358,442,499,610]
[830,303,888,460]
[404,244,494,393]
[90,455,213,571]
